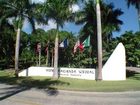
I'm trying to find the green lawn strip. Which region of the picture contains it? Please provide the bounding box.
[0,70,140,92]
[53,78,140,92]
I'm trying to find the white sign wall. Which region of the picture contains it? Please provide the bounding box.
[102,43,126,80]
[19,67,95,80]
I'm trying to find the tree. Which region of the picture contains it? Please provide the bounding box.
[117,31,140,67]
[96,0,102,80]
[30,29,48,66]
[126,0,140,30]
[74,0,123,47]
[106,31,140,67]
[42,0,78,78]
[0,4,15,69]
[74,0,123,78]
[0,0,38,77]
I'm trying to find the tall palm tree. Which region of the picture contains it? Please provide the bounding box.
[75,0,123,53]
[0,0,38,77]
[75,0,123,42]
[42,0,78,78]
[96,0,102,80]
[74,0,123,80]
[126,0,140,30]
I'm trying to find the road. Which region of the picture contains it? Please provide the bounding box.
[0,83,140,105]
[127,67,140,73]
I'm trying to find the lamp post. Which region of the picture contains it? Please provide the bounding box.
[96,0,102,80]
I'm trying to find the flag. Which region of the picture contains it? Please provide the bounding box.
[82,35,90,48]
[73,40,80,53]
[59,38,68,48]
[73,36,90,53]
[78,43,84,52]
[36,42,41,54]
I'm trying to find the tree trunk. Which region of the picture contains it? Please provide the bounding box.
[15,28,21,78]
[51,48,54,67]
[46,52,49,66]
[96,0,102,80]
[46,44,49,66]
[53,26,59,79]
[39,48,41,66]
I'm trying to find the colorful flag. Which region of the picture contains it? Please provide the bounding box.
[36,42,41,54]
[73,40,80,53]
[59,38,69,48]
[82,35,90,48]
[78,43,84,52]
[73,36,90,53]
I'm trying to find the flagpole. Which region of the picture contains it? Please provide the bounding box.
[90,46,92,68]
[96,0,102,80]
[38,43,41,66]
[78,50,80,67]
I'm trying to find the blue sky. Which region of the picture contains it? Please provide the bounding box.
[62,0,139,37]
[23,0,139,37]
[108,0,139,37]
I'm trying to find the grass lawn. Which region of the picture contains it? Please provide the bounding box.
[0,70,140,92]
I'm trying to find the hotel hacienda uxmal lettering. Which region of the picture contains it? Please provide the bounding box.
[46,68,95,80]
[19,67,95,80]
[46,69,94,74]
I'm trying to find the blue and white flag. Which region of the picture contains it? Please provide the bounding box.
[59,38,69,48]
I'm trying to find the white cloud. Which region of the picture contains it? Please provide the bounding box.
[31,0,46,4]
[7,18,14,25]
[35,20,56,31]
[70,4,80,13]
[22,19,32,34]
[22,19,56,34]
[22,2,80,33]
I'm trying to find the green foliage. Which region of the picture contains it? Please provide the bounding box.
[73,0,123,67]
[2,0,139,69]
[71,48,93,68]
[119,31,140,66]
[106,31,140,67]
[75,0,123,44]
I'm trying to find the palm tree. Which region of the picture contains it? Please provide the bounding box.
[74,0,123,80]
[75,0,123,43]
[96,0,102,80]
[42,0,78,78]
[0,0,38,77]
[126,0,140,30]
[75,0,123,54]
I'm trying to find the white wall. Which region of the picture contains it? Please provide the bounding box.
[19,67,95,80]
[102,43,126,80]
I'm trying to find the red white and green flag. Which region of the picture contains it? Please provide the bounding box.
[73,36,90,53]
[82,35,90,48]
[73,40,80,53]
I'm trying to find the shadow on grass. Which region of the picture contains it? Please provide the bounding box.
[126,70,140,80]
[0,76,69,100]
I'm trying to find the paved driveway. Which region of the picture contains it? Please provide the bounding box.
[0,83,140,105]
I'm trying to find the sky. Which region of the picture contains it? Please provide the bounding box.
[22,0,139,37]
[107,0,139,37]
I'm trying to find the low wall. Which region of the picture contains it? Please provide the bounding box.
[19,67,96,80]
